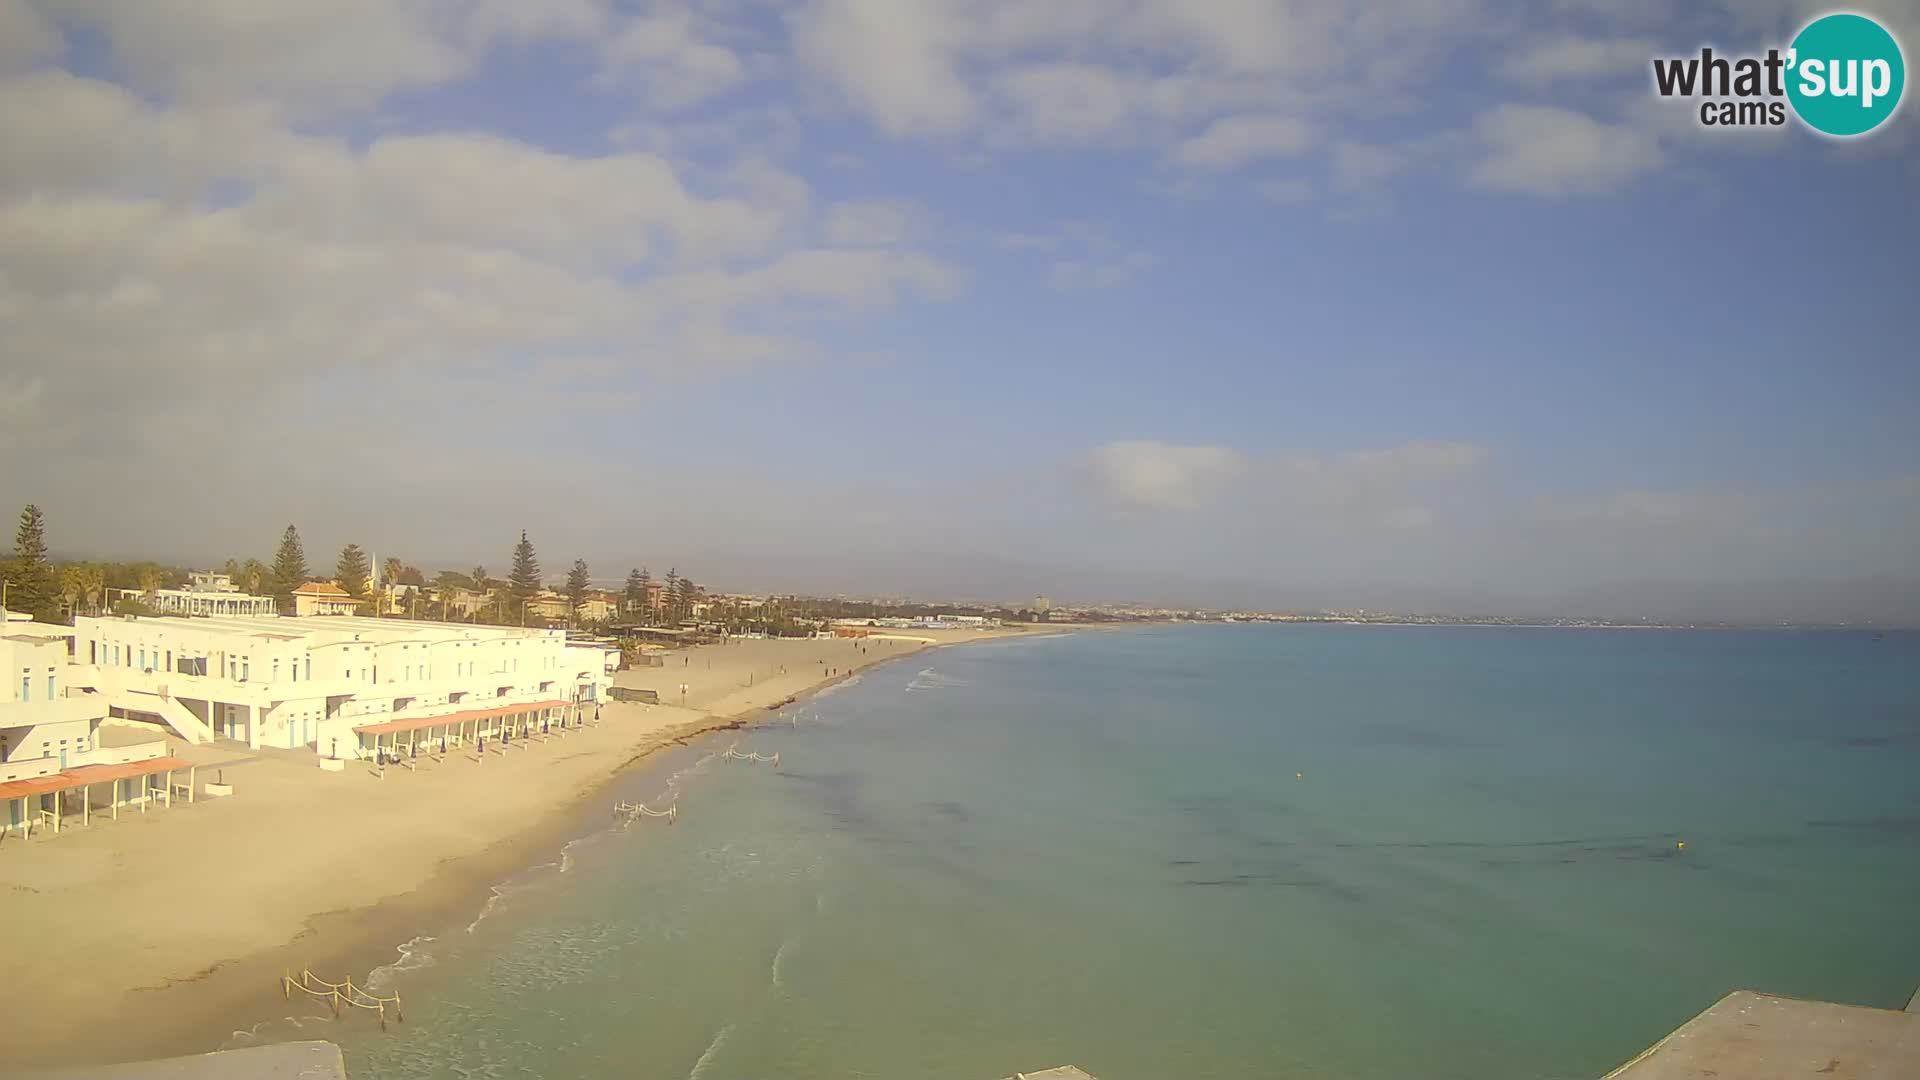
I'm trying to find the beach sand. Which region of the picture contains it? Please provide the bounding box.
[0,626,1033,1070]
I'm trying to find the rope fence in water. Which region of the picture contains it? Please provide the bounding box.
[722,743,780,765]
[281,968,404,1030]
[614,800,679,821]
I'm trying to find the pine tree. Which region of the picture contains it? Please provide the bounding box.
[6,504,55,619]
[270,525,309,613]
[566,559,592,614]
[623,567,646,615]
[336,544,371,599]
[663,568,680,621]
[675,574,697,619]
[509,531,540,598]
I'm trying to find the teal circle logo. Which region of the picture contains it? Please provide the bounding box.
[1786,13,1905,136]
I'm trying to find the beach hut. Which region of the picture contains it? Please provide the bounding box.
[0,757,196,839]
[351,700,569,764]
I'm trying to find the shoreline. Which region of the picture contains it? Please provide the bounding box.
[0,626,1049,1071]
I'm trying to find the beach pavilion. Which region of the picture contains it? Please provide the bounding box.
[350,699,574,763]
[0,756,196,839]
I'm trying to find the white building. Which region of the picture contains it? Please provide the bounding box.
[1,611,172,826]
[68,614,618,760]
[142,571,278,617]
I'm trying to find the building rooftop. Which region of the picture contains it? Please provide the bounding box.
[1606,990,1920,1080]
[74,614,584,650]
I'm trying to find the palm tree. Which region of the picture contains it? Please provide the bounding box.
[238,559,268,596]
[138,567,163,600]
[80,564,104,616]
[57,566,84,620]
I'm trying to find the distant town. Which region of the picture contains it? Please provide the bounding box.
[0,504,1896,642]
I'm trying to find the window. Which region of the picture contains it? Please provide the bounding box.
[47,674,56,699]
[241,659,250,681]
[20,675,28,702]
[274,659,280,681]
[305,657,311,680]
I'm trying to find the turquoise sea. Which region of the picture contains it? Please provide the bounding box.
[316,626,1920,1079]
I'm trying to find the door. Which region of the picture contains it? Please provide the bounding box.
[59,747,68,768]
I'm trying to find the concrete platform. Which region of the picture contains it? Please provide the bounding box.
[1606,991,1920,1079]
[1004,1070,1096,1080]
[6,1041,346,1080]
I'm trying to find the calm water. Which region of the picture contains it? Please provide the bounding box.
[320,626,1920,1079]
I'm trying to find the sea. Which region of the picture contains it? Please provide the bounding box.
[304,625,1920,1079]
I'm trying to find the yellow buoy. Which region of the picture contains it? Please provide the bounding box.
[1676,840,1686,851]
[1295,772,1304,779]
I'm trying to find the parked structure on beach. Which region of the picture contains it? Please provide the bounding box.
[66,614,618,758]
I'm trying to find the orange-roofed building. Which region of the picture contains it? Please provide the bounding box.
[290,581,361,617]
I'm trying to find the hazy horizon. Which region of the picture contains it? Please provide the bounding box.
[2,2,1914,624]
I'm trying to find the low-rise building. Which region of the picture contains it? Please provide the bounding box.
[68,614,617,759]
[438,586,495,619]
[575,592,617,624]
[138,572,279,617]
[522,592,569,622]
[291,581,361,617]
[2,613,167,790]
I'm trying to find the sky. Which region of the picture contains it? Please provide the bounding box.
[1,0,1917,620]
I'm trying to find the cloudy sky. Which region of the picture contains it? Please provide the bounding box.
[1,1,1916,619]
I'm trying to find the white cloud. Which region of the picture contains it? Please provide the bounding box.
[1470,104,1664,195]
[1173,114,1314,169]
[789,0,977,136]
[43,0,474,111]
[994,62,1139,142]
[1257,177,1315,203]
[1079,439,1490,529]
[1083,441,1245,511]
[1331,141,1403,188]
[823,200,914,247]
[1050,251,1155,289]
[597,5,747,108]
[0,0,62,73]
[1498,36,1655,83]
[991,231,1060,251]
[0,71,959,460]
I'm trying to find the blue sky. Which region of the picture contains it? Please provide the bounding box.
[1,1,1916,618]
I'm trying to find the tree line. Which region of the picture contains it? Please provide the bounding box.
[2,505,714,631]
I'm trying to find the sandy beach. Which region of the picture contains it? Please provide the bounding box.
[0,626,1035,1071]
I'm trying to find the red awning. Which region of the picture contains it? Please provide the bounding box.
[0,757,191,801]
[354,699,570,737]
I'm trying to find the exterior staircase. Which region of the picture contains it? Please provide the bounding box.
[74,667,215,745]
